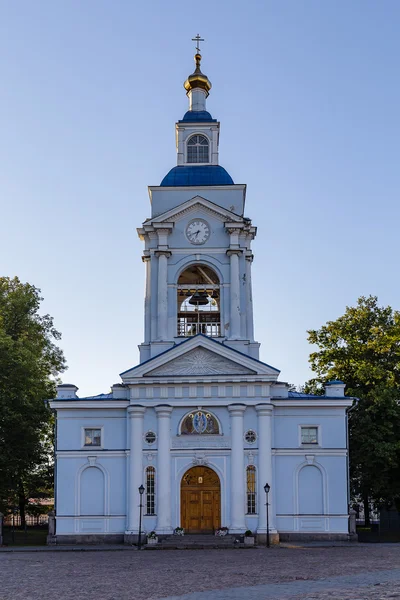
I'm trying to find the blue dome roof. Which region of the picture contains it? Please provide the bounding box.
[179,110,216,122]
[160,165,234,187]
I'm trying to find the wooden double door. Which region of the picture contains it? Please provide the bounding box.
[181,466,221,533]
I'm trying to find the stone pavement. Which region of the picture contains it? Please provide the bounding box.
[162,569,400,600]
[0,544,399,600]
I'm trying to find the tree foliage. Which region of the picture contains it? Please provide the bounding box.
[305,296,400,520]
[0,277,66,519]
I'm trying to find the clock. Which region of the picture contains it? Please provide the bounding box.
[185,219,210,245]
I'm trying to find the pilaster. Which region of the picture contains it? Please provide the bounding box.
[228,404,246,533]
[227,248,242,340]
[256,404,278,539]
[126,406,146,535]
[155,250,171,341]
[155,405,173,534]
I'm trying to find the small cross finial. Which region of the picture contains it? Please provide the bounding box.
[192,34,204,54]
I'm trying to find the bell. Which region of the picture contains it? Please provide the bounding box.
[211,290,219,299]
[188,290,209,306]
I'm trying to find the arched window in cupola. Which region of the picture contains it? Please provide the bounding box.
[187,134,209,163]
[177,264,220,338]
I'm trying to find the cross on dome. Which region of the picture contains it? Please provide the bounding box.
[192,34,204,54]
[184,35,212,97]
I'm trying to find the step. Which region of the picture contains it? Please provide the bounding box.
[162,534,237,541]
[144,543,255,550]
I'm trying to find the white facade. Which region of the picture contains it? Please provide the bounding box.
[50,53,353,543]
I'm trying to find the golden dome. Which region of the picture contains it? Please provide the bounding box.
[184,53,212,97]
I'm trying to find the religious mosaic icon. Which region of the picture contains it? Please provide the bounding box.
[185,219,210,245]
[181,410,219,434]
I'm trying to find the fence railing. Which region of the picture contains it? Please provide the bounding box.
[3,514,49,527]
[177,320,221,338]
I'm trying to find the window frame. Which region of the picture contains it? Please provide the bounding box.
[81,426,104,449]
[244,429,257,445]
[299,425,320,447]
[143,430,157,445]
[145,466,156,516]
[186,133,211,165]
[246,465,257,515]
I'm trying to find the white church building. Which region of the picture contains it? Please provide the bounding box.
[50,47,353,544]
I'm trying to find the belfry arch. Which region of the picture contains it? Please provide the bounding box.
[177,264,220,338]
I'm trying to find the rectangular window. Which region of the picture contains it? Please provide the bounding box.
[84,428,102,447]
[146,467,156,515]
[246,466,257,514]
[301,426,318,444]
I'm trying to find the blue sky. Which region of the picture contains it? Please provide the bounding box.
[1,1,399,396]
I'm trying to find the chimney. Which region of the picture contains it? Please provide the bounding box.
[112,384,129,399]
[325,380,346,397]
[56,384,78,399]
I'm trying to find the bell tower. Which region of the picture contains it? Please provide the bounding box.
[137,41,260,363]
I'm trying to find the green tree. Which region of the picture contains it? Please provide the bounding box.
[305,296,400,524]
[0,277,66,523]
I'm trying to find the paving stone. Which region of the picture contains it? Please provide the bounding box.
[0,544,399,600]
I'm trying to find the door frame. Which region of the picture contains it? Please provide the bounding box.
[180,465,221,533]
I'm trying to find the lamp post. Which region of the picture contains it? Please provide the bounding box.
[138,484,145,550]
[264,483,270,548]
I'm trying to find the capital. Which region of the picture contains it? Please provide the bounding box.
[155,227,173,235]
[155,250,172,258]
[228,404,246,416]
[155,405,173,417]
[128,406,146,418]
[255,403,273,416]
[226,249,242,257]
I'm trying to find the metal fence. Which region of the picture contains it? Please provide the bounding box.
[3,514,49,527]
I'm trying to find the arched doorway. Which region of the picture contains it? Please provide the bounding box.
[181,466,221,533]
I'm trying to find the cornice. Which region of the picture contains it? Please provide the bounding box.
[49,401,129,409]
[143,198,244,227]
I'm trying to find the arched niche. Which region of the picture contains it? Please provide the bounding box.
[79,466,105,516]
[298,465,324,515]
[177,264,220,338]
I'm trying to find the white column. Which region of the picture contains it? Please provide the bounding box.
[227,250,241,339]
[245,253,254,342]
[228,404,246,532]
[256,404,276,533]
[127,406,146,532]
[143,255,151,343]
[156,251,170,340]
[155,405,173,534]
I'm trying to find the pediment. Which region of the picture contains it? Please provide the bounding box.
[145,347,256,377]
[120,335,280,381]
[144,196,243,226]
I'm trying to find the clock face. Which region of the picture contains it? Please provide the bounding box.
[186,219,210,245]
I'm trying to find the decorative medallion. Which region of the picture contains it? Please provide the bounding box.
[144,430,157,445]
[244,429,257,444]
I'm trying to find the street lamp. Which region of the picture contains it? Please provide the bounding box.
[138,484,145,550]
[264,483,271,548]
